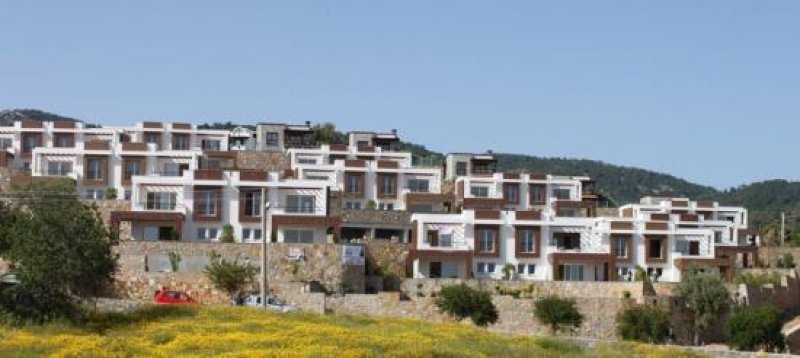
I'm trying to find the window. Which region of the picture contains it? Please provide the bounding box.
[54,134,72,148]
[196,227,219,240]
[530,185,546,204]
[520,229,536,253]
[345,201,362,210]
[470,186,489,197]
[242,228,263,241]
[439,233,453,247]
[124,190,132,200]
[648,238,664,259]
[504,184,519,203]
[284,230,314,244]
[647,268,663,281]
[378,203,394,211]
[380,175,395,196]
[675,240,700,256]
[407,179,429,193]
[0,137,11,149]
[286,195,315,213]
[83,189,104,200]
[162,163,181,176]
[553,188,572,200]
[429,262,442,278]
[553,233,581,250]
[46,161,72,176]
[357,140,369,148]
[477,262,495,275]
[265,132,279,147]
[297,157,317,165]
[346,173,362,193]
[197,191,217,215]
[243,191,262,217]
[409,204,433,213]
[22,134,39,153]
[124,160,141,180]
[690,241,700,256]
[613,236,629,258]
[714,231,722,243]
[201,139,221,151]
[86,158,104,180]
[146,192,177,210]
[476,229,495,253]
[144,133,160,147]
[455,162,467,176]
[517,264,536,275]
[172,134,190,150]
[561,265,584,281]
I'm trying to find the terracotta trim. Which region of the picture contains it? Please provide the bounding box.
[171,123,191,130]
[345,159,366,167]
[85,140,110,150]
[377,160,399,169]
[474,210,501,220]
[377,173,398,199]
[529,184,546,205]
[194,169,223,180]
[502,182,520,205]
[238,188,262,223]
[515,210,541,221]
[122,142,148,151]
[52,133,75,148]
[52,121,76,129]
[645,222,669,231]
[193,186,223,222]
[142,121,163,129]
[344,172,366,199]
[610,234,634,263]
[21,120,43,129]
[240,170,267,181]
[121,156,145,185]
[502,172,520,180]
[82,155,109,185]
[610,221,633,230]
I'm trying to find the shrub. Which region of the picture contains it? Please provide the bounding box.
[725,305,785,352]
[435,283,498,327]
[220,224,235,243]
[502,264,515,281]
[168,251,181,272]
[104,187,117,200]
[777,253,795,269]
[533,296,583,335]
[203,251,257,302]
[616,305,672,343]
[734,272,782,286]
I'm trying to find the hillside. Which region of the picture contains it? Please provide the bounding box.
[0,305,703,357]
[1,110,793,228]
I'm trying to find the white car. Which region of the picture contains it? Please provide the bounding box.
[233,294,298,312]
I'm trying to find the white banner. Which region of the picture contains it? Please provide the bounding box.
[342,245,365,265]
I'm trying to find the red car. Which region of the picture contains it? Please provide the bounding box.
[154,289,195,304]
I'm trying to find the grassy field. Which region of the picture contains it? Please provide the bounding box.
[0,305,705,357]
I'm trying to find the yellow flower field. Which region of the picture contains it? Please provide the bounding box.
[0,305,705,357]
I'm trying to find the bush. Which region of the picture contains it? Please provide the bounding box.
[673,268,730,345]
[220,224,235,243]
[725,305,785,352]
[734,272,782,286]
[104,187,117,200]
[616,305,672,343]
[203,251,257,302]
[777,253,795,269]
[435,283,498,327]
[534,296,583,335]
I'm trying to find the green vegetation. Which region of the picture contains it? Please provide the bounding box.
[0,180,117,324]
[533,295,584,335]
[724,305,785,352]
[733,271,782,286]
[203,251,257,302]
[435,283,499,327]
[167,251,181,272]
[103,187,117,200]
[616,305,672,344]
[220,223,235,243]
[673,268,731,346]
[777,253,796,268]
[0,305,707,357]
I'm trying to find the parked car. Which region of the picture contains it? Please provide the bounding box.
[233,293,297,312]
[154,289,195,304]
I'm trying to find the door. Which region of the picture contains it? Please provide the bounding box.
[429,262,442,278]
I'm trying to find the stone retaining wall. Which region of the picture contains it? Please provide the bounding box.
[236,152,290,171]
[402,278,647,300]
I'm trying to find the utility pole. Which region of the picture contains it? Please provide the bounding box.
[781,212,786,247]
[260,187,270,308]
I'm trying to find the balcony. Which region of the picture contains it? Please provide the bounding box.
[194,169,223,180]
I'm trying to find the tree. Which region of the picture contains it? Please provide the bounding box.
[203,251,257,303]
[312,123,347,145]
[673,268,731,345]
[533,295,584,335]
[220,224,235,243]
[0,180,118,322]
[725,305,785,352]
[616,305,672,343]
[435,283,498,327]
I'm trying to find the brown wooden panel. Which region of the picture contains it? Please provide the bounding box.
[516,210,542,221]
[194,169,224,180]
[514,226,540,258]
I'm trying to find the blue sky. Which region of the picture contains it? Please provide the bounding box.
[1,1,799,189]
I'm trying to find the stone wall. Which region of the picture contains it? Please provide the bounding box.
[401,278,647,300]
[87,199,131,229]
[323,291,632,340]
[363,241,408,292]
[737,269,800,311]
[113,241,366,303]
[341,209,411,227]
[235,152,290,171]
[0,166,10,192]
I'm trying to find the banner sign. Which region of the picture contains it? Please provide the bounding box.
[342,245,365,265]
